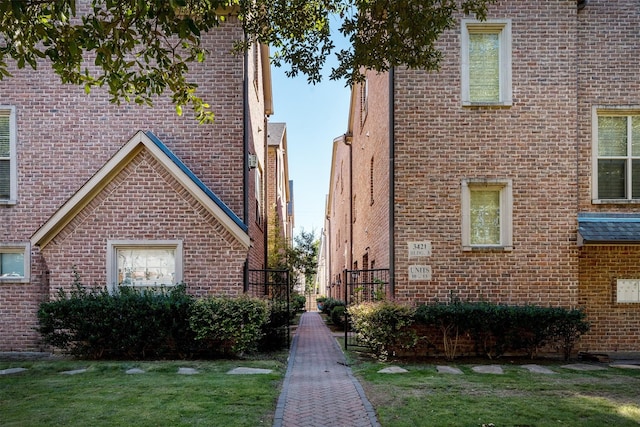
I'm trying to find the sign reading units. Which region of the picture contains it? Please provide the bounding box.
[408,241,432,258]
[409,265,432,281]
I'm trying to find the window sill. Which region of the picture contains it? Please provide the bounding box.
[0,200,17,206]
[592,199,640,204]
[463,245,513,252]
[0,277,30,284]
[462,102,512,108]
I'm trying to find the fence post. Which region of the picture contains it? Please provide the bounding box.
[344,269,349,349]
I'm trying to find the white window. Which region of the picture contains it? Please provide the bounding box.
[592,108,640,201]
[107,240,183,292]
[461,20,512,106]
[461,179,513,250]
[0,243,30,282]
[0,106,17,204]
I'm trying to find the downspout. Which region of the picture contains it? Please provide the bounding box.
[574,1,584,308]
[325,219,331,296]
[349,137,353,272]
[576,3,584,215]
[263,116,268,269]
[388,67,395,297]
[242,33,250,227]
[242,30,250,287]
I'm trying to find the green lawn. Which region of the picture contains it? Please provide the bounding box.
[5,353,640,427]
[352,358,640,427]
[0,359,284,427]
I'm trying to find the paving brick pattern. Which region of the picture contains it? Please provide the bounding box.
[273,312,380,427]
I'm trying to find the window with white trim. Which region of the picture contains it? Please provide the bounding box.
[0,243,30,282]
[593,109,640,201]
[0,106,17,203]
[107,240,182,292]
[461,20,512,106]
[461,179,513,250]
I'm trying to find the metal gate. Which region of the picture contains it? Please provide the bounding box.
[246,269,290,349]
[344,268,390,349]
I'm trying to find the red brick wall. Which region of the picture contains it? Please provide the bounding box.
[266,141,289,261]
[577,0,640,211]
[351,73,390,274]
[0,17,267,350]
[42,150,247,296]
[0,281,47,351]
[324,0,640,353]
[575,0,640,352]
[327,138,351,298]
[579,246,640,352]
[392,1,579,306]
[246,43,268,270]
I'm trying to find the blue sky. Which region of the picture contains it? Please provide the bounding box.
[269,40,351,238]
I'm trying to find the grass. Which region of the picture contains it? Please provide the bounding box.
[350,356,640,427]
[5,335,640,427]
[0,358,284,427]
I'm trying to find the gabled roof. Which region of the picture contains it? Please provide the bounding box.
[578,213,640,246]
[31,131,249,249]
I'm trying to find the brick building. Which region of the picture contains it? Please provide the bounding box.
[0,14,281,351]
[266,122,294,256]
[324,0,640,353]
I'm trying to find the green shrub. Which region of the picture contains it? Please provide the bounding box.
[259,301,291,351]
[291,293,306,312]
[38,282,279,359]
[189,295,269,356]
[37,284,195,359]
[330,305,346,326]
[321,297,345,315]
[415,299,469,360]
[415,301,590,360]
[550,308,590,361]
[348,301,417,361]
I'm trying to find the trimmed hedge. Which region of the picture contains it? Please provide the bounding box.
[414,301,590,361]
[38,284,195,359]
[347,301,417,361]
[330,305,346,327]
[321,297,345,316]
[38,284,277,359]
[190,295,269,356]
[291,293,306,312]
[345,300,590,361]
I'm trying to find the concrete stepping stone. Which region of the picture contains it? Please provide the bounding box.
[61,368,87,375]
[472,365,503,374]
[561,363,607,371]
[377,366,408,374]
[521,364,555,374]
[610,364,640,370]
[0,367,28,375]
[177,367,199,375]
[436,366,463,374]
[125,368,146,374]
[227,367,273,375]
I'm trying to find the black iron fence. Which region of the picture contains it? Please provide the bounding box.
[344,268,390,349]
[246,269,290,349]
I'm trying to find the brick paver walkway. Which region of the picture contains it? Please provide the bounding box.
[273,311,380,427]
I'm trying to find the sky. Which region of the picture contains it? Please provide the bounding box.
[268,37,351,238]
